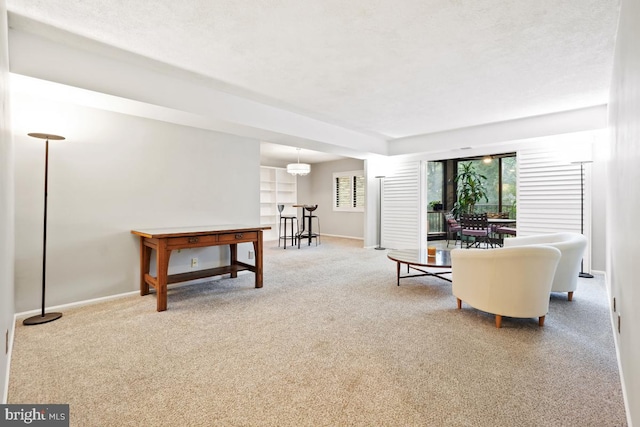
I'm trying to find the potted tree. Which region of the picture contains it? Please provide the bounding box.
[453,162,488,216]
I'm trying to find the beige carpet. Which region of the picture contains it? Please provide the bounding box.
[8,237,627,426]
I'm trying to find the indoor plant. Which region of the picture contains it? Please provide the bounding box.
[429,200,443,211]
[453,162,488,216]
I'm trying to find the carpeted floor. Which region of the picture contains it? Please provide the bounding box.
[8,237,628,426]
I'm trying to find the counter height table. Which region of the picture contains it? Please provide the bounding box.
[131,224,270,312]
[293,204,319,247]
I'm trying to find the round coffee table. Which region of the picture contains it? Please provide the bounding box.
[387,249,452,286]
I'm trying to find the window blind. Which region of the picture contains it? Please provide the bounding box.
[381,160,422,250]
[517,144,591,270]
[334,171,365,211]
[335,177,351,208]
[354,176,365,208]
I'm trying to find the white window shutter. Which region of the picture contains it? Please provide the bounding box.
[517,144,591,270]
[381,160,422,250]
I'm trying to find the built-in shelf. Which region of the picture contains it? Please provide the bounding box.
[260,166,297,241]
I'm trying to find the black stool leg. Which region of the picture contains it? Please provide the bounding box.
[283,217,288,249]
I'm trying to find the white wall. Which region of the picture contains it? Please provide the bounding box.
[12,92,260,312]
[608,0,639,423]
[298,158,365,240]
[1,0,15,403]
[591,132,609,272]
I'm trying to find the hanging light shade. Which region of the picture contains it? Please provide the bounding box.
[287,148,311,176]
[287,162,311,175]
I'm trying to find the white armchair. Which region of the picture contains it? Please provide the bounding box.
[451,246,561,328]
[503,232,587,301]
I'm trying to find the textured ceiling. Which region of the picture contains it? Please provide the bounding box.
[7,0,620,144]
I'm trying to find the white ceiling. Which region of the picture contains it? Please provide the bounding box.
[260,142,345,167]
[6,0,620,163]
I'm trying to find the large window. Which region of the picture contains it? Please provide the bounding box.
[333,170,365,212]
[426,161,446,235]
[455,154,516,216]
[501,156,517,217]
[427,161,444,208]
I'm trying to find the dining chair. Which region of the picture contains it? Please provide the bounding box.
[460,212,490,248]
[445,213,462,247]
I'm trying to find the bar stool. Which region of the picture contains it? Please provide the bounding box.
[297,205,320,247]
[277,204,298,249]
[306,205,321,245]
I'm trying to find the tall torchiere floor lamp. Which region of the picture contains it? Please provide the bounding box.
[572,159,594,279]
[375,176,385,250]
[23,133,66,326]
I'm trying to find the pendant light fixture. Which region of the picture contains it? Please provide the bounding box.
[287,148,310,176]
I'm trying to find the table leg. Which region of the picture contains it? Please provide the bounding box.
[230,243,238,278]
[282,217,287,249]
[290,218,295,247]
[155,239,169,312]
[139,239,151,296]
[397,261,401,286]
[297,206,306,249]
[254,231,264,288]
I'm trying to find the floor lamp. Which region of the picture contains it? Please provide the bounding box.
[23,133,66,326]
[572,160,594,279]
[375,176,385,250]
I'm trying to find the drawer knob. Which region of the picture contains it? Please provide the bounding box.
[188,237,199,243]
[235,233,243,239]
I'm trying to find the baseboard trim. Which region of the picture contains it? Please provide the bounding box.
[14,271,253,320]
[265,234,363,243]
[605,271,633,427]
[318,233,363,240]
[2,315,16,404]
[14,290,140,320]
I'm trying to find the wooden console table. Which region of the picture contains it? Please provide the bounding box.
[131,225,270,312]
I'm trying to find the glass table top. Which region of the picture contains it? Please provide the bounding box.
[387,249,452,268]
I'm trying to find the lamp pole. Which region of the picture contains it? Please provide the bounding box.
[375,176,385,250]
[573,160,594,279]
[23,133,65,325]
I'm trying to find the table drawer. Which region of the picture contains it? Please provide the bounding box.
[167,234,218,249]
[218,231,257,243]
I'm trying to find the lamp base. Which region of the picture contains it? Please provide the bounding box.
[375,246,386,250]
[579,272,594,279]
[23,312,62,326]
